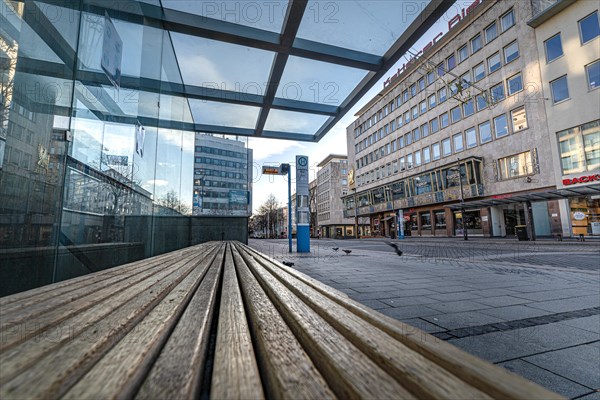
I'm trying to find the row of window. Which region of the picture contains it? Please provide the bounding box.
[557,119,600,175]
[353,7,516,139]
[355,106,528,187]
[193,178,247,190]
[193,168,246,180]
[545,11,600,65]
[193,156,247,169]
[355,41,521,156]
[194,145,248,160]
[549,60,600,105]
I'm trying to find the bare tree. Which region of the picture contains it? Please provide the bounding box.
[0,36,18,137]
[156,190,191,215]
[257,194,280,239]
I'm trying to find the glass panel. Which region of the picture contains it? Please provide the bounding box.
[161,0,289,32]
[586,60,600,90]
[451,106,461,123]
[551,76,569,103]
[579,11,600,44]
[511,106,528,132]
[488,52,501,73]
[582,120,600,171]
[442,138,451,156]
[297,0,430,56]
[171,33,274,93]
[264,109,329,134]
[440,112,449,128]
[189,100,259,129]
[471,34,483,53]
[558,127,584,174]
[491,82,505,103]
[485,22,498,43]
[458,45,468,63]
[545,33,563,62]
[507,74,523,95]
[498,151,532,179]
[474,63,485,82]
[504,41,519,64]
[422,146,430,163]
[479,121,492,143]
[501,9,515,32]
[463,98,474,117]
[453,133,464,152]
[432,143,440,160]
[466,127,477,148]
[279,56,366,106]
[494,114,509,138]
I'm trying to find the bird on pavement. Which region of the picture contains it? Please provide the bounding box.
[332,247,339,251]
[282,261,294,267]
[342,249,352,255]
[386,242,403,256]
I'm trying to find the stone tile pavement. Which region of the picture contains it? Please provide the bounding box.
[250,239,600,399]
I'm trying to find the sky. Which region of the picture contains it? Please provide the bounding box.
[248,0,477,212]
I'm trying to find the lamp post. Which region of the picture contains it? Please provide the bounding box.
[352,188,359,239]
[449,162,468,241]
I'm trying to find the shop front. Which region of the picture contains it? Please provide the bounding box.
[560,174,600,237]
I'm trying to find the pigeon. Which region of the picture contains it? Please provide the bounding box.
[386,241,403,256]
[332,247,339,251]
[282,261,294,267]
[342,249,352,255]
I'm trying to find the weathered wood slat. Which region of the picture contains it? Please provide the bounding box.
[135,244,223,400]
[0,245,221,400]
[0,244,221,384]
[210,244,264,400]
[239,243,564,400]
[235,244,416,399]
[237,244,492,400]
[59,244,224,400]
[230,244,336,400]
[0,246,216,353]
[0,244,207,309]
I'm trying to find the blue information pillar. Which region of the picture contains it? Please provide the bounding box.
[295,155,310,253]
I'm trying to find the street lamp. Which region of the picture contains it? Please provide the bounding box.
[449,161,468,241]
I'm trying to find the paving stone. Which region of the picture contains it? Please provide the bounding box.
[355,299,392,310]
[474,295,533,307]
[524,343,600,389]
[528,296,600,313]
[499,359,592,399]
[379,296,439,307]
[428,285,475,294]
[448,330,547,363]
[478,305,553,320]
[399,318,446,333]
[422,311,505,330]
[427,292,483,302]
[559,315,600,334]
[378,305,440,320]
[427,300,491,313]
[513,288,599,302]
[575,391,600,400]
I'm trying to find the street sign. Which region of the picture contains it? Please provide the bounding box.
[262,164,290,175]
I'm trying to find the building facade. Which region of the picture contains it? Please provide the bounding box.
[343,0,599,239]
[529,0,600,237]
[193,134,252,217]
[316,154,361,238]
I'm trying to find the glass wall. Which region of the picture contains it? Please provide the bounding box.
[0,1,250,296]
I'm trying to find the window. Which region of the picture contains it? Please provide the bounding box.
[550,75,569,103]
[427,70,435,86]
[453,133,464,153]
[430,118,439,133]
[398,136,404,148]
[442,138,452,157]
[460,72,471,88]
[479,121,492,143]
[471,34,483,53]
[463,98,475,117]
[491,82,505,103]
[423,146,431,163]
[465,127,477,148]
[396,95,402,107]
[440,112,449,128]
[420,100,427,115]
[414,150,421,166]
[507,73,523,95]
[407,154,413,169]
[476,92,488,111]
[447,54,456,71]
[437,62,445,77]
[397,116,403,128]
[418,77,426,91]
[474,63,485,82]
[404,111,410,124]
[421,123,429,138]
[438,87,447,103]
[428,93,436,109]
[586,60,600,90]
[501,9,515,32]
[410,84,417,97]
[488,52,501,73]
[458,45,469,63]
[400,157,406,170]
[511,106,528,132]
[544,33,563,62]
[494,114,509,138]
[579,11,600,44]
[405,132,412,145]
[485,22,498,43]
[498,151,532,180]
[451,106,461,123]
[413,127,420,142]
[412,106,418,120]
[403,90,409,102]
[432,142,441,160]
[503,41,519,64]
[557,120,600,173]
[393,160,398,173]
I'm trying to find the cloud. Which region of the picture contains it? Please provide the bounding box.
[248,137,305,161]
[146,179,169,187]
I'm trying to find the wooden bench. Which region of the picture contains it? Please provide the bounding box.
[0,241,563,399]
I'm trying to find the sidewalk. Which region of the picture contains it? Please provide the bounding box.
[250,239,600,399]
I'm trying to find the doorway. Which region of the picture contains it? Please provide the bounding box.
[503,207,526,236]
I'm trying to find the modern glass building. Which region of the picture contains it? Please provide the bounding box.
[0,0,456,296]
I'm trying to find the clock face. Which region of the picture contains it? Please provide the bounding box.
[297,157,308,167]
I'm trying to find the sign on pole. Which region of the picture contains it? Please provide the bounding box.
[296,156,310,253]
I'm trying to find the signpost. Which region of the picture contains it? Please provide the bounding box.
[296,156,310,253]
[262,164,292,253]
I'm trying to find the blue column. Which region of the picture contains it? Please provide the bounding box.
[288,168,292,253]
[295,156,310,253]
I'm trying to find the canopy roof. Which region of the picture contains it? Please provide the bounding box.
[7,0,454,142]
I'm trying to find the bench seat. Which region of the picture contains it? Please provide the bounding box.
[0,241,563,399]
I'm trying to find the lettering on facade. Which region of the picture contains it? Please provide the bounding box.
[562,174,600,186]
[383,0,483,89]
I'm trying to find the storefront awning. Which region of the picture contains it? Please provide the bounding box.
[446,184,600,210]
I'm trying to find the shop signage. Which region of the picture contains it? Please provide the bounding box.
[563,174,600,186]
[481,216,488,222]
[573,211,586,221]
[374,218,380,226]
[383,0,484,88]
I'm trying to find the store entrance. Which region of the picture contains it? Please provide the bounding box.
[503,207,526,236]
